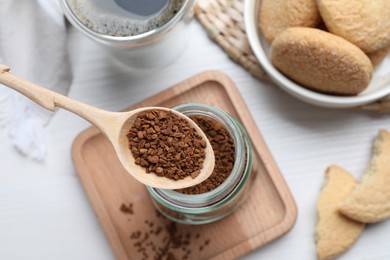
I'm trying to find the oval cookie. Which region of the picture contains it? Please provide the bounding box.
[368,46,390,68]
[259,0,321,42]
[316,0,390,53]
[315,165,365,260]
[270,27,373,95]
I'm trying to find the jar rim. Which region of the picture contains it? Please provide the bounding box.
[147,103,253,214]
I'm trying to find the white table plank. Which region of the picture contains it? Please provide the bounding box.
[1,20,390,260]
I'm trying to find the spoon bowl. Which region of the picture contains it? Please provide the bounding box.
[0,65,215,189]
[108,107,215,189]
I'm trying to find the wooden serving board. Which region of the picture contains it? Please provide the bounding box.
[72,71,297,260]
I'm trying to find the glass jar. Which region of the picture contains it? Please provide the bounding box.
[147,103,254,225]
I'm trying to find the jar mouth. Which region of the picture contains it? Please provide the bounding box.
[147,103,253,213]
[60,0,193,44]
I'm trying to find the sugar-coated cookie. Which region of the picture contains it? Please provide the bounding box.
[315,165,365,260]
[368,46,390,68]
[270,27,373,95]
[339,129,390,223]
[316,0,390,53]
[259,0,321,42]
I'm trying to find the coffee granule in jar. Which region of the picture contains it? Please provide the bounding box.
[127,109,207,180]
[176,116,235,194]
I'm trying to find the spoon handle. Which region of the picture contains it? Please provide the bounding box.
[0,65,115,131]
[0,65,59,111]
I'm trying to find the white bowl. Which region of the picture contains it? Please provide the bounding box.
[244,0,390,108]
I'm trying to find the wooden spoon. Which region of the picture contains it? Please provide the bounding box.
[0,65,215,189]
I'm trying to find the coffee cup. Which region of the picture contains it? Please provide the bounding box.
[60,0,195,69]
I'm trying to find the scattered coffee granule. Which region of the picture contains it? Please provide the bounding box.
[120,203,134,215]
[176,116,235,194]
[154,226,163,235]
[125,209,211,260]
[127,110,207,180]
[119,202,212,259]
[131,231,142,239]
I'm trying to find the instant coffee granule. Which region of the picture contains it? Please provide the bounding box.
[120,203,211,260]
[176,116,235,194]
[120,203,134,215]
[127,110,207,180]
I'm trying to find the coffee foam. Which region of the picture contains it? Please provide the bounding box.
[68,0,185,36]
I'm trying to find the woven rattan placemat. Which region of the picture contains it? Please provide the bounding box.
[195,0,390,112]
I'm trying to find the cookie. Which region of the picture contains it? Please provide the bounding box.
[339,129,390,223]
[368,45,390,68]
[316,0,390,53]
[315,165,365,260]
[270,27,373,95]
[259,0,321,42]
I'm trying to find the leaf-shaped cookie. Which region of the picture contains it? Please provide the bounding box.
[339,129,390,223]
[315,165,365,260]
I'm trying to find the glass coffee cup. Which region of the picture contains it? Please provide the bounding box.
[60,0,195,68]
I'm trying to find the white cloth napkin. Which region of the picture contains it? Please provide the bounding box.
[0,0,72,161]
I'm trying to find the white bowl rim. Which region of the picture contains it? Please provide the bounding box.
[244,0,390,108]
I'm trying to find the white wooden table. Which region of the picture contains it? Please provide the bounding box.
[1,20,390,260]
